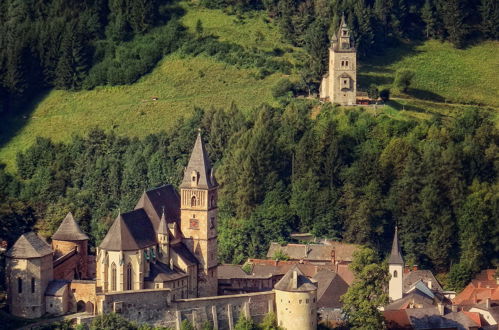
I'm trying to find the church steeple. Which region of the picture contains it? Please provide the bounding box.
[180,131,217,189]
[338,14,353,50]
[389,226,404,265]
[388,226,404,301]
[180,132,219,297]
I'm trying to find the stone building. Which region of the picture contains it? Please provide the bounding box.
[320,15,357,106]
[6,232,54,318]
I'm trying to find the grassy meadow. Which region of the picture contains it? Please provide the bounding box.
[0,2,497,171]
[359,40,499,107]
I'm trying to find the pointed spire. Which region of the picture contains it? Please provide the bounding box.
[157,207,168,235]
[180,131,217,189]
[340,13,347,28]
[388,226,404,265]
[52,212,89,241]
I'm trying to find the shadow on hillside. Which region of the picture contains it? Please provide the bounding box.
[357,74,392,90]
[406,88,446,103]
[359,40,424,68]
[0,89,51,159]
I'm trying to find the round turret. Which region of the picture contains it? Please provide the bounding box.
[274,267,317,330]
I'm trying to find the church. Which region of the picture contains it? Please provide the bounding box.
[319,15,357,106]
[4,133,318,329]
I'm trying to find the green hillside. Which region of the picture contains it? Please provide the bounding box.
[0,3,497,171]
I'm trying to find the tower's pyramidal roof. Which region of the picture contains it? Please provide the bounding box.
[6,232,53,258]
[52,212,89,241]
[180,131,217,189]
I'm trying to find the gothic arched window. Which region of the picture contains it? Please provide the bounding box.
[18,278,22,293]
[191,195,197,207]
[31,277,35,293]
[111,262,117,291]
[393,270,398,278]
[126,263,133,290]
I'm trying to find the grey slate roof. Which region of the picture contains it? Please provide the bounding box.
[45,280,69,296]
[145,261,188,282]
[389,226,404,265]
[99,209,156,251]
[52,212,89,241]
[405,308,479,329]
[6,232,53,258]
[404,270,443,293]
[135,185,180,232]
[180,132,217,189]
[385,289,436,310]
[266,242,358,262]
[171,243,199,266]
[313,269,349,309]
[274,266,317,292]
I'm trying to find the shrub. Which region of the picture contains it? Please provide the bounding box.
[393,69,415,93]
[271,78,294,98]
[380,89,390,101]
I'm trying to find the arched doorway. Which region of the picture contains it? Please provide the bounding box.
[76,300,85,312]
[85,301,94,314]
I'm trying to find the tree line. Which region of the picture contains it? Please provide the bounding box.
[0,102,497,290]
[0,0,182,113]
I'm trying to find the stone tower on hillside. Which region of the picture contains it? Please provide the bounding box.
[388,226,404,301]
[320,15,357,105]
[180,132,218,297]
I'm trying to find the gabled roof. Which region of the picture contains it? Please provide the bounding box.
[274,266,317,292]
[135,185,180,232]
[385,289,436,310]
[404,270,443,293]
[6,232,53,258]
[266,241,359,262]
[99,209,156,251]
[45,280,69,297]
[389,226,404,265]
[313,269,349,309]
[52,212,89,241]
[180,132,217,189]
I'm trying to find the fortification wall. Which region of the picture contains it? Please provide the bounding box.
[98,289,275,329]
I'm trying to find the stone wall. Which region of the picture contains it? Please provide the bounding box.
[70,280,97,314]
[97,289,275,330]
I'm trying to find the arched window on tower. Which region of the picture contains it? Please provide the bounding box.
[111,262,117,291]
[211,195,215,208]
[393,270,398,278]
[126,263,133,290]
[345,60,349,67]
[31,277,35,293]
[18,278,22,293]
[191,195,197,207]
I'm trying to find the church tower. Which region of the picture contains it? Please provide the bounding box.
[180,132,218,297]
[320,15,357,105]
[388,226,404,301]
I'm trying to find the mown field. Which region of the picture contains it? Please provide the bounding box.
[0,3,497,171]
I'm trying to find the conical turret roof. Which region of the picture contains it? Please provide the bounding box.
[180,132,217,189]
[157,209,169,235]
[388,226,404,265]
[52,212,89,241]
[6,232,53,258]
[274,265,317,292]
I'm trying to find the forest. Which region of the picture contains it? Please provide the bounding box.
[1,0,498,113]
[0,102,497,290]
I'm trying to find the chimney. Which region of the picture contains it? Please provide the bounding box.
[292,271,298,289]
[413,265,418,271]
[428,280,432,290]
[404,265,411,274]
[437,303,445,316]
[485,298,491,309]
[451,305,458,313]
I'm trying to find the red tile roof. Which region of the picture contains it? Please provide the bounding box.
[453,269,499,306]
